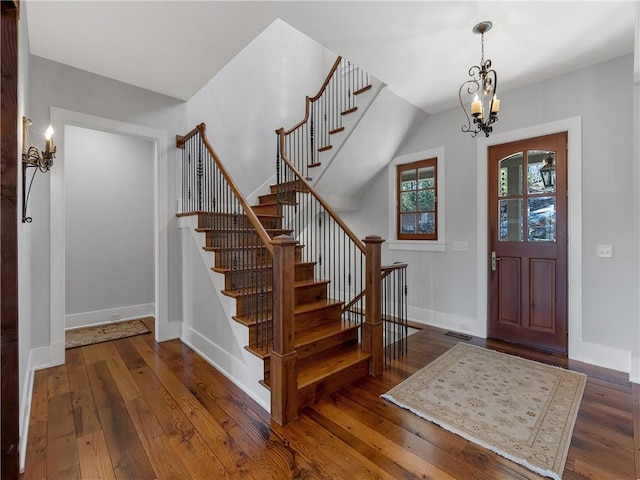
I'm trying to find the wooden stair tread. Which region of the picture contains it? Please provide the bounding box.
[297,345,370,389]
[212,260,315,275]
[341,106,358,116]
[295,278,330,289]
[354,84,373,95]
[295,320,360,347]
[318,145,332,152]
[203,244,270,252]
[233,298,343,326]
[204,244,303,252]
[222,278,330,298]
[329,127,345,135]
[295,298,343,314]
[244,319,360,361]
[253,200,295,208]
[269,180,309,194]
[307,162,321,168]
[196,227,292,235]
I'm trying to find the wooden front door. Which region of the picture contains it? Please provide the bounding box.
[488,132,568,353]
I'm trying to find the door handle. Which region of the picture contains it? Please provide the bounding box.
[491,251,501,271]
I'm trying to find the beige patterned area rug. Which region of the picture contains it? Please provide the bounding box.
[382,343,587,480]
[66,318,151,349]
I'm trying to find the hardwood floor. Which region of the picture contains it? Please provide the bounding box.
[22,319,637,479]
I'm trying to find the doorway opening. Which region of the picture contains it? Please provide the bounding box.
[64,126,154,344]
[49,108,171,366]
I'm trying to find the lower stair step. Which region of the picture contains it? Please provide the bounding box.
[295,321,360,361]
[297,344,370,409]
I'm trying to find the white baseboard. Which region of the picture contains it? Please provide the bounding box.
[630,357,640,384]
[30,342,65,370]
[181,324,270,413]
[580,341,631,376]
[65,303,154,330]
[155,320,182,342]
[18,341,65,473]
[407,306,482,338]
[410,308,633,379]
[568,335,584,363]
[19,350,35,474]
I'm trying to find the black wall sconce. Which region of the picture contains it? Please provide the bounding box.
[22,116,56,223]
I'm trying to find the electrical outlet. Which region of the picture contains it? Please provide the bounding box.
[452,241,469,252]
[596,244,613,258]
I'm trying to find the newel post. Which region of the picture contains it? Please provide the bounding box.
[270,235,298,425]
[363,235,384,376]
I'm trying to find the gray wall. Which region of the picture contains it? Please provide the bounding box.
[187,19,327,196]
[64,126,154,326]
[27,55,187,349]
[342,54,637,368]
[180,20,335,407]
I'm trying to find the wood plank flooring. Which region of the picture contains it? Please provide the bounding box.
[21,319,637,479]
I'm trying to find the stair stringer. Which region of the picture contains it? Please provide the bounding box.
[177,215,270,412]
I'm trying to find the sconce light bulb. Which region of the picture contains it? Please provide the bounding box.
[45,125,54,140]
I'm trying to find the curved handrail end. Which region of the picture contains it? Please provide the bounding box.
[177,122,207,149]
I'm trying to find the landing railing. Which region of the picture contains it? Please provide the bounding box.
[176,124,274,352]
[341,262,409,364]
[381,263,408,364]
[278,56,370,181]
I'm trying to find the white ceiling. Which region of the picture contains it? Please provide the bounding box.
[25,1,638,114]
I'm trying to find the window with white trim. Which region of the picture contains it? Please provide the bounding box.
[388,148,445,252]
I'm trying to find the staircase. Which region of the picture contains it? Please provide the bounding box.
[176,57,408,425]
[196,178,372,412]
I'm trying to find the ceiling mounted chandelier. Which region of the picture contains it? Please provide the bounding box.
[459,21,500,138]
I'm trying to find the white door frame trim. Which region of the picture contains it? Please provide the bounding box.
[49,107,171,365]
[476,117,583,361]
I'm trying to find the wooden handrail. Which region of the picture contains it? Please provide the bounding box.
[276,129,366,253]
[176,122,205,149]
[381,262,408,276]
[177,124,274,255]
[278,56,343,136]
[342,263,408,314]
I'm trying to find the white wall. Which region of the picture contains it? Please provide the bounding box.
[27,55,187,352]
[187,19,327,197]
[17,5,33,471]
[179,218,269,411]
[632,3,640,382]
[343,54,638,376]
[181,19,341,411]
[64,126,154,328]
